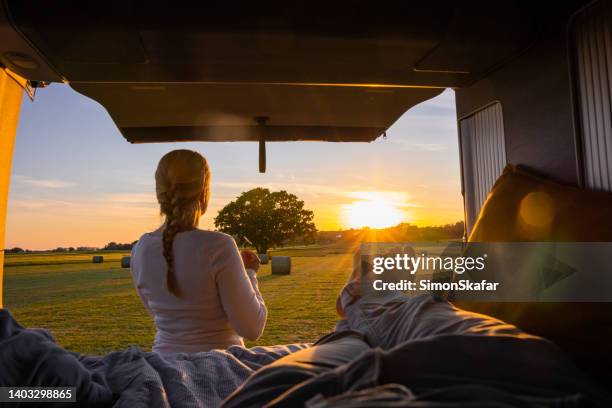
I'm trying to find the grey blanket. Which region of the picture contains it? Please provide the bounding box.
[0,309,308,407]
[79,344,309,407]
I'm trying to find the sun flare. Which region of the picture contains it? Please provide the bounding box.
[341,192,408,229]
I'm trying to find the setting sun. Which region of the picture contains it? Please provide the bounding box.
[341,192,409,229]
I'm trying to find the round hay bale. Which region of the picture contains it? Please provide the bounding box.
[92,255,104,264]
[121,256,131,268]
[271,256,291,275]
[258,254,269,265]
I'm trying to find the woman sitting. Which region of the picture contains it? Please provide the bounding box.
[130,149,267,355]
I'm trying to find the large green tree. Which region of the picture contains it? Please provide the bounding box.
[214,188,316,254]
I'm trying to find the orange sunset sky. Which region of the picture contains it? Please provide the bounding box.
[6,86,462,250]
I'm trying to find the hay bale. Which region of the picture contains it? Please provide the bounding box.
[92,255,104,264]
[258,254,269,265]
[121,256,131,268]
[271,256,291,275]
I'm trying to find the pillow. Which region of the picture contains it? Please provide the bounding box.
[456,164,612,388]
[469,164,612,242]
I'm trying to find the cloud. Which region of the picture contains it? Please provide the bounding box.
[344,191,422,208]
[9,193,158,216]
[215,180,343,197]
[13,175,76,189]
[387,114,458,137]
[101,193,157,205]
[214,181,259,190]
[9,198,80,210]
[386,140,449,152]
[417,89,456,110]
[411,143,448,152]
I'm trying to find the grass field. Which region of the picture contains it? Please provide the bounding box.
[3,246,354,355]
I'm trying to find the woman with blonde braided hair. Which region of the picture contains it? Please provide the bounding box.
[130,150,267,355]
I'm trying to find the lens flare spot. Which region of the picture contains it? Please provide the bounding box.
[518,192,555,231]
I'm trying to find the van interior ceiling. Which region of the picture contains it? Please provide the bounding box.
[0,1,580,145]
[1,0,612,397]
[0,1,587,168]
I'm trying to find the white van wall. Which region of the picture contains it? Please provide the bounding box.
[459,102,507,234]
[571,0,612,192]
[455,10,581,234]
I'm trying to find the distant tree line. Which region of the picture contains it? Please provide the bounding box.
[5,241,138,253]
[4,222,464,254]
[102,241,138,251]
[316,222,465,244]
[5,246,95,253]
[5,247,28,254]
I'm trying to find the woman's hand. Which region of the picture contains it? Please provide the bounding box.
[240,250,261,272]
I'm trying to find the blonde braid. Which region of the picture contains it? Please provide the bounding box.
[156,150,210,297]
[161,192,182,296]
